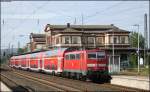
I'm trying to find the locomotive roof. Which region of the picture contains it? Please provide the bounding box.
[65,49,105,54]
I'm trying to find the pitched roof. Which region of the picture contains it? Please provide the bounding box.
[44,24,130,33]
[30,33,46,38]
[61,28,83,33]
[47,24,115,30]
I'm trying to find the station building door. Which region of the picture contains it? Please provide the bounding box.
[108,55,120,74]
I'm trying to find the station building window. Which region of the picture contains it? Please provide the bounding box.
[88,37,95,44]
[110,36,118,44]
[120,36,126,44]
[72,36,81,44]
[114,37,117,44]
[82,37,88,44]
[97,37,103,44]
[56,37,60,44]
[62,36,70,44]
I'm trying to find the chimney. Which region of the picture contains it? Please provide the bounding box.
[111,24,114,26]
[67,23,70,28]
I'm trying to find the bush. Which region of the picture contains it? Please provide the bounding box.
[129,54,137,68]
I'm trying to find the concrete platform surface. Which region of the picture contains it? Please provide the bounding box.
[111,75,150,90]
[0,82,12,92]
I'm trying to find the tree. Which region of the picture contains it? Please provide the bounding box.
[23,46,28,53]
[17,48,24,54]
[17,46,29,54]
[129,32,145,49]
[129,32,150,68]
[129,32,145,68]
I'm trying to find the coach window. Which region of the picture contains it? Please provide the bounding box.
[70,54,75,60]
[76,54,80,60]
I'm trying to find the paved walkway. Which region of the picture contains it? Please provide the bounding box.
[111,75,149,90]
[0,82,12,92]
[112,75,149,81]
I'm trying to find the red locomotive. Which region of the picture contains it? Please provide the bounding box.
[9,48,111,82]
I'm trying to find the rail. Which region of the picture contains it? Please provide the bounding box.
[12,68,143,91]
[1,74,30,92]
[11,71,81,91]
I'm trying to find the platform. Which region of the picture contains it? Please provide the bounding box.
[111,75,149,90]
[0,82,12,92]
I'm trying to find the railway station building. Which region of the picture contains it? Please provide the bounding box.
[29,33,47,51]
[42,23,131,73]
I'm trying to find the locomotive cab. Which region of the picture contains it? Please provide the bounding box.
[63,49,111,82]
[86,50,111,82]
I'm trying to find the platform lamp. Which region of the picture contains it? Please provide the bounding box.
[133,24,140,73]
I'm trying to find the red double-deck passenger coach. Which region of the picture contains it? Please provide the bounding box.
[9,48,111,82]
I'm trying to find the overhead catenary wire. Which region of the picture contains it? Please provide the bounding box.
[2,1,74,39]
[2,1,149,49]
[2,1,48,39]
[85,6,148,24]
[84,1,124,23]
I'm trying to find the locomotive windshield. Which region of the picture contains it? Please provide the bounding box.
[88,53,96,59]
[97,52,105,59]
[88,51,105,59]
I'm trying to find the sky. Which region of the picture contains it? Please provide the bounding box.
[1,1,149,49]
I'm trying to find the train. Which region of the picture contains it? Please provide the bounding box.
[9,48,111,82]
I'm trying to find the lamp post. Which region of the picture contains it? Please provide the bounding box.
[112,31,115,73]
[133,24,140,73]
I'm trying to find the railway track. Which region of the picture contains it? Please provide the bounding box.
[1,66,81,91]
[1,65,147,92]
[11,68,144,91]
[1,74,30,92]
[11,71,81,91]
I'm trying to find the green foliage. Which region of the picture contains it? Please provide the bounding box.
[17,46,29,54]
[139,67,149,76]
[129,32,145,49]
[129,32,147,67]
[17,48,24,54]
[129,54,137,68]
[23,46,28,53]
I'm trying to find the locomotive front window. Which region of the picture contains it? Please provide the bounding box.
[88,52,105,59]
[70,54,76,60]
[97,52,105,59]
[88,53,96,59]
[65,55,69,60]
[76,54,80,60]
